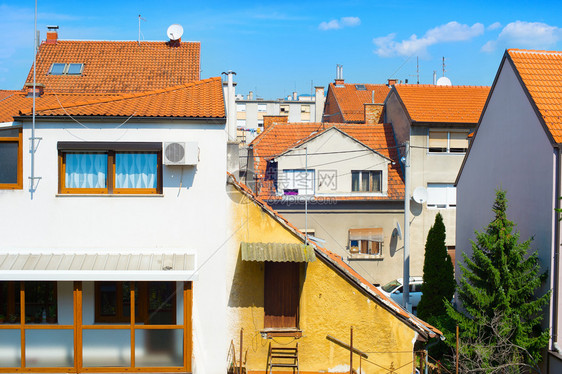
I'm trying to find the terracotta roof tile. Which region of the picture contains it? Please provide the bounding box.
[394,84,490,123]
[1,78,224,121]
[508,49,562,143]
[249,122,403,201]
[327,83,390,123]
[25,40,200,93]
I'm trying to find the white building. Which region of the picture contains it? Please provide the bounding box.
[235,87,325,144]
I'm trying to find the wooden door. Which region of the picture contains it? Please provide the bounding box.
[264,262,299,328]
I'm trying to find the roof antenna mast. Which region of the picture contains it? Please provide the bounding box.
[138,15,146,45]
[442,56,446,77]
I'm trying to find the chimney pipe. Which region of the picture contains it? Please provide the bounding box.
[222,71,237,142]
[46,25,59,44]
[387,79,397,86]
[248,91,254,100]
[24,83,45,98]
[292,91,297,101]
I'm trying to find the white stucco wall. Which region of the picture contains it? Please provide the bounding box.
[456,60,555,341]
[276,128,390,196]
[0,119,228,373]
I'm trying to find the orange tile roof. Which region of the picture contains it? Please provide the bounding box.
[2,78,224,121]
[394,84,490,123]
[249,122,403,201]
[326,83,390,123]
[227,173,442,339]
[508,49,562,143]
[25,40,200,93]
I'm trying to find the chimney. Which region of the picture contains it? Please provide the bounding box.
[46,25,59,44]
[335,64,344,86]
[364,103,384,124]
[314,86,325,123]
[263,115,288,130]
[248,91,254,100]
[222,70,237,142]
[24,83,45,98]
[387,78,397,86]
[292,91,297,101]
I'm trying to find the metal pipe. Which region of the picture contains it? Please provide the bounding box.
[456,325,459,374]
[31,0,37,200]
[403,141,411,311]
[305,146,308,246]
[553,146,561,352]
[325,335,368,358]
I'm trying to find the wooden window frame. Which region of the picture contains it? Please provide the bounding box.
[264,262,300,330]
[58,142,162,195]
[94,281,177,325]
[0,128,23,190]
[0,281,58,324]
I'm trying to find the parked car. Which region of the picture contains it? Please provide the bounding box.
[377,277,423,312]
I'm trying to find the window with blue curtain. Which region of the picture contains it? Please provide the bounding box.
[65,153,107,189]
[115,153,157,189]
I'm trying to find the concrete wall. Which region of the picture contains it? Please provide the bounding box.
[227,186,417,374]
[0,119,228,374]
[456,60,555,344]
[273,205,404,285]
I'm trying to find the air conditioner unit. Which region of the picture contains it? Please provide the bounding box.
[163,142,199,166]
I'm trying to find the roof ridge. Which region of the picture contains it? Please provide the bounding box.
[508,48,562,55]
[33,77,220,113]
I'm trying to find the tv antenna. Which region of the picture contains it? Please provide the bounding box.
[138,15,146,45]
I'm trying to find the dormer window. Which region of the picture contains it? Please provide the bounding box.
[49,63,84,75]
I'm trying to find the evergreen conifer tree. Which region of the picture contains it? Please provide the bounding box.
[445,189,550,368]
[417,212,455,322]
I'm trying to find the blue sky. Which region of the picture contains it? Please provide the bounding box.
[2,0,562,98]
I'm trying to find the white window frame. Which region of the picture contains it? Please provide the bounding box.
[427,129,469,154]
[427,183,456,209]
[257,104,267,112]
[236,103,246,112]
[279,169,315,196]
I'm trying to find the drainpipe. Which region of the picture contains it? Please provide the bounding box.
[553,146,561,353]
[403,141,411,311]
[31,0,37,200]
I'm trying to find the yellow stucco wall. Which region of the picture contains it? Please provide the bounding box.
[227,185,418,373]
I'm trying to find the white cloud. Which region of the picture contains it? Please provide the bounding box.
[319,16,360,31]
[373,21,484,57]
[487,22,502,31]
[482,21,562,52]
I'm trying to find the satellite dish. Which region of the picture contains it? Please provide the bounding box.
[394,221,402,240]
[436,76,452,86]
[167,24,184,41]
[413,186,428,204]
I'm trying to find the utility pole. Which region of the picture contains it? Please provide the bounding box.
[403,141,411,311]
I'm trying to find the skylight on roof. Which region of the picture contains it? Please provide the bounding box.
[49,63,84,76]
[49,63,66,75]
[355,84,367,90]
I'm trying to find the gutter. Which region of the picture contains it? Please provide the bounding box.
[14,115,226,124]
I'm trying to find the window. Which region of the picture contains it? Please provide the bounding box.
[49,63,84,75]
[427,183,456,208]
[257,104,267,112]
[301,105,310,113]
[236,103,246,112]
[264,262,299,329]
[355,84,367,90]
[237,128,246,144]
[58,142,162,194]
[95,281,176,324]
[280,169,314,195]
[280,104,289,114]
[428,130,469,153]
[0,127,22,189]
[0,281,57,324]
[348,228,383,256]
[351,170,381,192]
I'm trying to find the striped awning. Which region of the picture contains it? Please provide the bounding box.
[0,253,197,281]
[349,228,384,242]
[241,242,316,262]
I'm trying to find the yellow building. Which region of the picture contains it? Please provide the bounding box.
[227,174,441,374]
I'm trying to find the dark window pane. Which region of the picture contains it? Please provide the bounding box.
[351,171,359,191]
[25,282,57,324]
[0,142,18,184]
[50,63,66,75]
[0,128,20,138]
[99,283,117,316]
[146,282,175,325]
